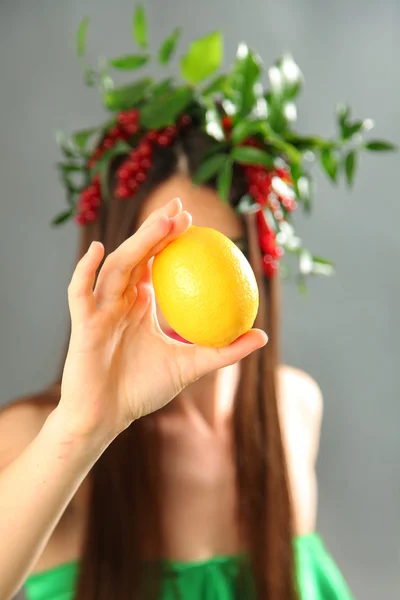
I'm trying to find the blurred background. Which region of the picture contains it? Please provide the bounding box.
[0,1,399,598]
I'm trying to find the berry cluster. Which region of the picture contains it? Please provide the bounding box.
[244,165,296,217]
[76,109,139,225]
[76,111,192,225]
[115,125,178,199]
[241,139,297,278]
[256,209,284,278]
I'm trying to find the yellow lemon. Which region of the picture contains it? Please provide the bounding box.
[152,226,259,347]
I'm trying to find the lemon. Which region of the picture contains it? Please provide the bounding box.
[152,226,259,347]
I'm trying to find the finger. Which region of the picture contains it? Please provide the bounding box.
[150,210,192,258]
[139,197,182,230]
[179,329,268,383]
[68,242,104,323]
[94,215,172,306]
[126,211,192,293]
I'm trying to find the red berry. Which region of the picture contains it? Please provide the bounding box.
[109,125,122,140]
[259,234,277,256]
[75,214,86,225]
[179,114,192,127]
[115,184,131,199]
[138,141,152,157]
[85,209,97,222]
[140,158,151,170]
[249,184,260,198]
[158,135,171,146]
[103,138,114,149]
[165,125,177,137]
[281,198,296,212]
[124,123,139,136]
[117,112,128,124]
[262,255,279,278]
[275,168,291,183]
[117,163,133,180]
[90,195,101,208]
[80,188,91,202]
[127,109,139,122]
[147,131,158,142]
[128,180,139,193]
[136,172,146,183]
[130,160,140,173]
[222,116,233,131]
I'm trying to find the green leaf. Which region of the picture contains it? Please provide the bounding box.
[227,44,262,117]
[151,78,174,99]
[72,128,98,149]
[336,103,350,133]
[90,140,131,177]
[217,160,233,203]
[132,4,147,49]
[202,74,228,96]
[76,16,89,58]
[140,86,193,129]
[345,150,357,187]
[103,77,153,111]
[83,67,97,87]
[364,140,397,152]
[261,121,302,163]
[158,27,181,64]
[342,120,364,140]
[181,31,223,84]
[290,164,312,212]
[312,255,335,276]
[193,153,228,185]
[57,162,84,174]
[231,120,266,144]
[320,147,339,183]
[285,134,332,151]
[265,92,289,135]
[56,132,82,159]
[109,54,150,70]
[58,162,87,194]
[297,277,308,297]
[231,146,274,169]
[52,209,74,226]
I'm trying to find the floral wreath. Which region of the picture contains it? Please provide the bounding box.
[54,4,395,284]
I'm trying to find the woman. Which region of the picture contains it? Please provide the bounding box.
[1,132,354,600]
[2,6,390,598]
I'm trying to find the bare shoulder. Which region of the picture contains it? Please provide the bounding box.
[278,365,323,426]
[0,386,60,470]
[277,366,323,534]
[277,365,324,466]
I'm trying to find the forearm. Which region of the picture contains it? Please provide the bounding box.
[0,406,109,600]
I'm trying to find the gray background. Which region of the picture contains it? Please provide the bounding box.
[0,1,399,599]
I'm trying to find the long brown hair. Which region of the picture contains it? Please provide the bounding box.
[70,126,296,600]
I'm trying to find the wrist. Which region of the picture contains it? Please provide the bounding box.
[44,404,114,463]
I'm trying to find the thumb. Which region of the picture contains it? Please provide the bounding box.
[180,329,268,383]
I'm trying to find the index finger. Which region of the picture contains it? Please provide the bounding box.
[94,214,172,306]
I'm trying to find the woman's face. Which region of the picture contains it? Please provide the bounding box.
[137,174,245,340]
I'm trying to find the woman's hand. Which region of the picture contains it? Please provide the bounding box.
[58,198,267,444]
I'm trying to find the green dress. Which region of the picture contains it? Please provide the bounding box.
[25,533,354,599]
